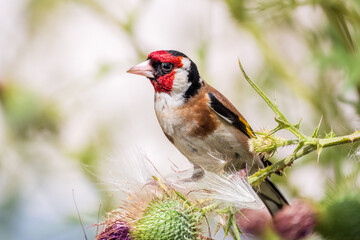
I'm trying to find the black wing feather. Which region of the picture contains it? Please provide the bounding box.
[209,93,281,175]
[208,92,253,138]
[208,92,282,174]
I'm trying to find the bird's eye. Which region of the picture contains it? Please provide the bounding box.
[161,62,173,72]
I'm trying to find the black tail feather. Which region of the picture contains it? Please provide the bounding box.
[256,177,288,215]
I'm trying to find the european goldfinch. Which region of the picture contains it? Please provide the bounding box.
[127,50,288,215]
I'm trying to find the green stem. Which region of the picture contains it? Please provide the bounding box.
[249,131,360,185]
[239,62,360,185]
[282,139,300,146]
[318,130,360,147]
[238,59,306,140]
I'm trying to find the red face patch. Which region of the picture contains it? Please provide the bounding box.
[150,71,175,93]
[147,51,184,94]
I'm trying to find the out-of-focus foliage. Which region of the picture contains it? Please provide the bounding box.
[0,83,60,137]
[222,0,360,238]
[316,169,360,240]
[224,0,360,169]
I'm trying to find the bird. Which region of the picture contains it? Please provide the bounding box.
[127,50,288,215]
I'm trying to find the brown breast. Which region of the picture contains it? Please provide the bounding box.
[178,83,221,138]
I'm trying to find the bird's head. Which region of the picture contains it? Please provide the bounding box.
[127,50,201,99]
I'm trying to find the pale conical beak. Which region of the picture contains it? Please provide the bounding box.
[127,59,155,78]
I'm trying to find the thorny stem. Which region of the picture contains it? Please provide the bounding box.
[249,145,314,185]
[238,60,360,185]
[238,59,307,141]
[249,131,360,186]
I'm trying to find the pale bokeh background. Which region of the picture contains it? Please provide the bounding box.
[1,0,359,239]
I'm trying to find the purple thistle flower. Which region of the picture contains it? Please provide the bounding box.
[96,220,131,240]
[236,208,271,236]
[273,200,316,240]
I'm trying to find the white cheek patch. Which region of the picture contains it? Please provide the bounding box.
[181,57,191,70]
[155,58,193,109]
[171,58,192,97]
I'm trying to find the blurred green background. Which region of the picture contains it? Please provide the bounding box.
[0,0,359,239]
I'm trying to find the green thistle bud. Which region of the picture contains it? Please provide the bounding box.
[316,192,360,240]
[249,131,286,155]
[134,194,203,240]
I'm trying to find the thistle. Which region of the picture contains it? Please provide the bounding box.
[134,193,203,240]
[273,200,316,240]
[96,173,208,240]
[248,130,288,156]
[97,155,265,240]
[235,208,271,236]
[96,220,131,240]
[316,190,360,240]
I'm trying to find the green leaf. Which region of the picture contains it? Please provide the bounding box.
[224,213,233,237]
[214,222,222,236]
[231,213,242,240]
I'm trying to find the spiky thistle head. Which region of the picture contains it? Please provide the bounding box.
[249,129,286,156]
[98,154,271,239]
[134,193,203,240]
[97,174,207,240]
[316,179,360,240]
